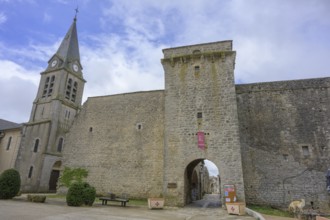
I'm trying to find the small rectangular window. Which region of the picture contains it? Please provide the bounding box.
[302,146,310,156]
[197,112,203,119]
[283,154,288,161]
[194,66,200,72]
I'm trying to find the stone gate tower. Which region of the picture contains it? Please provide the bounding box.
[15,17,85,192]
[162,41,245,206]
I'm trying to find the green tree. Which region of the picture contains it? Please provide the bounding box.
[59,167,88,188]
[0,169,21,199]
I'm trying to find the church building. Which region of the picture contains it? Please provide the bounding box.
[1,17,329,211]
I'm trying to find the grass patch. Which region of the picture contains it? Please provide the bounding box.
[247,204,293,218]
[45,194,66,199]
[127,199,148,206]
[23,194,149,207]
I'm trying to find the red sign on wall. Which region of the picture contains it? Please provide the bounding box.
[197,131,205,150]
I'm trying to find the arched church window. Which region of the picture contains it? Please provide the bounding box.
[28,166,33,178]
[33,139,39,153]
[57,137,64,152]
[6,136,12,150]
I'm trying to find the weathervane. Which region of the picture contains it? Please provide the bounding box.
[74,6,79,21]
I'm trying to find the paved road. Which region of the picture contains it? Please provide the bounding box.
[0,195,256,220]
[187,194,221,208]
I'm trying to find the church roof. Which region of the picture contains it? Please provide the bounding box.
[0,119,22,131]
[55,17,80,64]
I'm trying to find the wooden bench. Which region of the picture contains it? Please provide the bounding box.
[99,193,129,207]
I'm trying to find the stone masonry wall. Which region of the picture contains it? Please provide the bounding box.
[162,41,245,206]
[236,77,330,211]
[62,91,165,198]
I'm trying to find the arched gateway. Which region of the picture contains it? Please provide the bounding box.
[162,41,245,206]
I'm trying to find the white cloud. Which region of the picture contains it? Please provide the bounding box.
[54,0,70,4]
[0,0,329,123]
[0,60,39,83]
[43,12,52,23]
[0,12,7,25]
[80,33,165,101]
[0,60,39,123]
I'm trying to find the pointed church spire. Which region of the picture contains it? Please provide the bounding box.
[46,13,84,75]
[55,17,80,64]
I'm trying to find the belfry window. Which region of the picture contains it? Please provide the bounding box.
[66,78,78,102]
[65,78,72,100]
[42,76,55,97]
[48,76,55,96]
[72,82,78,102]
[42,77,49,97]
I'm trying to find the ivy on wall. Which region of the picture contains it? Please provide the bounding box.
[59,167,88,188]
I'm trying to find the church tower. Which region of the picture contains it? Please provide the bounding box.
[15,16,85,192]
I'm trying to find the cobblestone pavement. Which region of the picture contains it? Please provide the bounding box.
[0,195,256,220]
[186,194,221,208]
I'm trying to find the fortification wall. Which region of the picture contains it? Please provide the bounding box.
[62,90,165,198]
[236,77,330,211]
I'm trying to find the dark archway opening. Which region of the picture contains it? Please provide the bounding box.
[48,161,61,192]
[184,159,221,208]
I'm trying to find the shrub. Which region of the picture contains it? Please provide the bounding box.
[0,169,21,199]
[66,182,96,206]
[66,182,85,206]
[82,185,96,206]
[27,194,46,203]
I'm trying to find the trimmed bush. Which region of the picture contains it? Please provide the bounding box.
[82,185,96,206]
[27,194,46,203]
[0,169,21,199]
[66,182,96,207]
[66,182,85,206]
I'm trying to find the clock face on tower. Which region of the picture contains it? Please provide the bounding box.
[51,59,57,67]
[73,64,79,72]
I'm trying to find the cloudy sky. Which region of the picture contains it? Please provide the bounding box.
[1,0,329,124]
